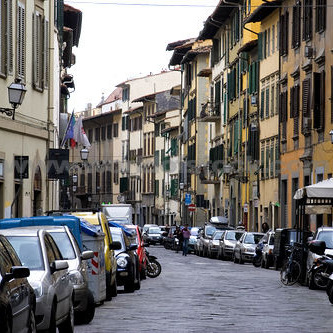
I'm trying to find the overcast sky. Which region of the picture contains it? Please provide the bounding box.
[66,0,218,112]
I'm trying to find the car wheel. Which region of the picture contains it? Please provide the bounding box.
[0,308,11,333]
[58,296,74,333]
[28,307,37,333]
[75,290,95,325]
[134,264,141,290]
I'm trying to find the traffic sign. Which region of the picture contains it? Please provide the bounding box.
[185,193,191,205]
[188,203,196,212]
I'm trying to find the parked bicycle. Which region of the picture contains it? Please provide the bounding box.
[280,243,303,286]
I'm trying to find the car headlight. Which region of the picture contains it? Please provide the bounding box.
[117,257,128,268]
[30,280,43,298]
[69,271,85,286]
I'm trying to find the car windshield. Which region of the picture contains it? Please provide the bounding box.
[191,228,199,236]
[110,232,126,254]
[206,226,216,236]
[48,232,76,260]
[213,231,223,240]
[244,233,263,244]
[226,231,243,241]
[148,227,161,234]
[7,236,44,271]
[318,231,333,249]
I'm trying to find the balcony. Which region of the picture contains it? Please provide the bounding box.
[199,166,220,185]
[199,102,221,122]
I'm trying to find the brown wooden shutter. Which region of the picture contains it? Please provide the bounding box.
[290,87,295,118]
[313,72,321,129]
[302,78,310,117]
[319,70,325,129]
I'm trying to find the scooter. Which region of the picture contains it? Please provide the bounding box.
[145,250,162,278]
[308,254,333,289]
[253,242,263,268]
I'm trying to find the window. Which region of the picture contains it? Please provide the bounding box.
[265,143,269,179]
[260,89,265,119]
[313,71,325,130]
[101,126,106,140]
[270,140,274,178]
[122,87,129,101]
[0,0,13,76]
[113,123,118,137]
[33,9,48,90]
[113,162,119,184]
[290,84,300,136]
[106,170,111,192]
[315,0,326,32]
[265,86,270,118]
[271,84,275,117]
[292,2,301,49]
[272,25,275,53]
[17,1,26,80]
[95,128,100,142]
[303,0,313,41]
[267,28,270,57]
[280,11,289,56]
[261,146,265,179]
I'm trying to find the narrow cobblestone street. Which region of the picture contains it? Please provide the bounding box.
[77,246,333,333]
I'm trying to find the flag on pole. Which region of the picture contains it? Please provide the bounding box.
[61,111,76,148]
[74,116,91,148]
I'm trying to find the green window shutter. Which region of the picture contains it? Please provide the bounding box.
[161,149,165,165]
[122,117,125,131]
[248,64,253,94]
[260,90,265,119]
[258,33,263,61]
[270,144,274,177]
[154,150,160,167]
[265,88,270,118]
[234,120,239,154]
[263,30,267,58]
[223,92,227,123]
[255,62,259,93]
[164,156,170,171]
[155,123,160,136]
[155,179,159,196]
[171,178,178,197]
[162,179,165,196]
[126,116,129,130]
[261,148,265,179]
[171,138,178,156]
[120,177,128,193]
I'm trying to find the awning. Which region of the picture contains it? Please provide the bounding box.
[294,178,333,200]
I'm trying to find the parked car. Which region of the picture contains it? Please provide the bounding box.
[44,225,95,324]
[109,227,140,292]
[143,226,163,245]
[233,232,264,264]
[207,230,225,258]
[218,230,244,260]
[261,231,275,269]
[189,227,201,254]
[143,224,158,234]
[0,233,36,333]
[273,228,313,270]
[125,225,147,280]
[71,211,121,300]
[197,225,217,257]
[1,227,74,332]
[306,227,333,285]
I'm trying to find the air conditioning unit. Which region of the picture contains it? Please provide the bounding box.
[305,46,314,58]
[303,117,312,129]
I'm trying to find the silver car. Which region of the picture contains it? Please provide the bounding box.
[218,230,244,260]
[207,230,225,258]
[2,227,74,332]
[233,232,264,264]
[45,226,95,324]
[261,231,275,268]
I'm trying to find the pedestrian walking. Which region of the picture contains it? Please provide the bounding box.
[182,224,191,256]
[262,222,269,233]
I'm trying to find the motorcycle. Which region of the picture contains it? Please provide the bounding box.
[253,242,264,268]
[308,254,333,289]
[145,250,162,278]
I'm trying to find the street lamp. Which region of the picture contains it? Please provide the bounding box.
[0,79,27,120]
[80,147,89,161]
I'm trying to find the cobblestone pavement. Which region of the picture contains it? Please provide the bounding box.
[76,246,333,333]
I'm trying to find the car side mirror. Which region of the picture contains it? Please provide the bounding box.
[110,241,122,250]
[50,260,69,274]
[3,266,30,282]
[81,250,94,260]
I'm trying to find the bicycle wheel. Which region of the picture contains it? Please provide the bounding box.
[281,260,301,286]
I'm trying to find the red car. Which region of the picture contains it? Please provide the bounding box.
[125,225,147,279]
